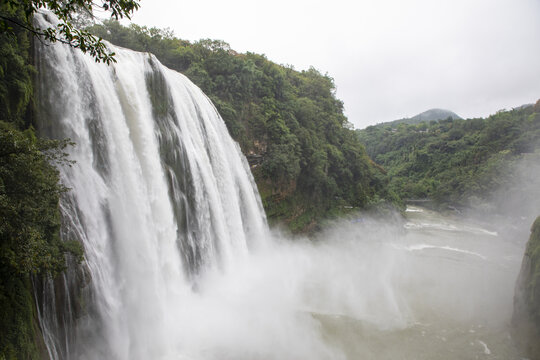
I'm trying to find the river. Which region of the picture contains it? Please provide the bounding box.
[313,206,525,359]
[155,205,526,359]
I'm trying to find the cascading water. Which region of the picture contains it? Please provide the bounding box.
[33,12,267,359]
[32,11,531,360]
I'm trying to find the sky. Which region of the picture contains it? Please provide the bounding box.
[129,0,540,129]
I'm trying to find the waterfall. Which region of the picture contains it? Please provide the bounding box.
[33,12,267,359]
[32,12,527,360]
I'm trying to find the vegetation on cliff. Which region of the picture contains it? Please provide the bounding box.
[513,216,540,359]
[87,21,391,231]
[0,13,81,359]
[357,103,540,209]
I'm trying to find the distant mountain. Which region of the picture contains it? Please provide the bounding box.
[409,108,461,122]
[376,108,461,128]
[513,103,534,111]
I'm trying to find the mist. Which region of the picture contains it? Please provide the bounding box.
[155,151,540,359]
[142,203,524,359]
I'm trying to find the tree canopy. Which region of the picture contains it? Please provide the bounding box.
[0,0,140,63]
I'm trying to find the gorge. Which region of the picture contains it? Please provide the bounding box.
[24,12,536,360]
[0,6,539,359]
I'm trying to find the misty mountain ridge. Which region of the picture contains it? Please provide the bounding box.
[376,108,461,128]
[409,108,462,122]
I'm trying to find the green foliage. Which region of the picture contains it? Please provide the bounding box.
[0,18,33,129]
[87,21,391,231]
[0,122,79,275]
[0,121,81,360]
[357,104,540,208]
[0,20,81,358]
[0,273,40,359]
[0,0,140,64]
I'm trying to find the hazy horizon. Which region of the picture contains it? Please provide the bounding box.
[125,0,540,129]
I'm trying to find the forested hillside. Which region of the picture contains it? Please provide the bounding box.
[88,21,390,231]
[357,103,540,209]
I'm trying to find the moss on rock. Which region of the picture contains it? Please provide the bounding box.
[512,216,540,359]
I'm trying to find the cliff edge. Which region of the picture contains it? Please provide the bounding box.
[513,216,540,359]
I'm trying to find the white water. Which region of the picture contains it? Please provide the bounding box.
[34,13,528,360]
[34,12,268,359]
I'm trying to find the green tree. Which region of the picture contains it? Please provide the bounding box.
[0,0,140,63]
[0,122,81,275]
[0,122,82,359]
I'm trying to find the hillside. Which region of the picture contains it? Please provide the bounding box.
[357,102,540,210]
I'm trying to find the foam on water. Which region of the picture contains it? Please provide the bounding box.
[393,243,488,260]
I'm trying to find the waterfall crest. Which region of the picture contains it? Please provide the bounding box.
[34,12,267,359]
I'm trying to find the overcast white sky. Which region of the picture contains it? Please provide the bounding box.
[129,0,540,129]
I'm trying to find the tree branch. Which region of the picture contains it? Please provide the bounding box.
[0,14,72,46]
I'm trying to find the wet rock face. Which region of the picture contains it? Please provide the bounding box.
[512,216,540,360]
